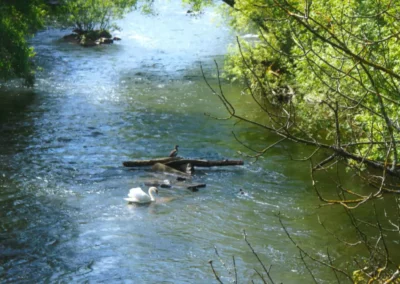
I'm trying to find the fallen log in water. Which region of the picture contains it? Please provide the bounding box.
[123,157,181,167]
[165,159,243,168]
[123,157,243,168]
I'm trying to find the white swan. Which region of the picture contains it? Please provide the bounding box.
[124,187,158,204]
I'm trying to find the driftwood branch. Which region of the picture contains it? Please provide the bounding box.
[123,157,182,167]
[123,158,244,168]
[165,159,244,168]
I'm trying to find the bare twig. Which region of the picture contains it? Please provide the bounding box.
[243,230,275,284]
[299,250,318,284]
[209,260,224,284]
[214,246,233,278]
[278,212,353,281]
[233,255,238,284]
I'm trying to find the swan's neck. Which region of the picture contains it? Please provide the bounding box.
[148,189,156,201]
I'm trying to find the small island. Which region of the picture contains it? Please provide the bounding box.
[63,29,121,47]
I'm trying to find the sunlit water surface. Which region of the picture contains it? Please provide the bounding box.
[1,1,397,283]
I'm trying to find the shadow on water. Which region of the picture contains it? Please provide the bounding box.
[0,88,95,282]
[0,88,39,179]
[0,88,36,121]
[0,177,83,283]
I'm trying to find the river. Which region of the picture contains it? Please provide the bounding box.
[0,1,398,283]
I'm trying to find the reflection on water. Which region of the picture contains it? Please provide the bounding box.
[1,0,394,283]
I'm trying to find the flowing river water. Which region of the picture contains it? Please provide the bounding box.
[1,1,399,283]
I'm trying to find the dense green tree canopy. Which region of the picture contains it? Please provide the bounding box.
[214,0,400,178]
[0,0,47,84]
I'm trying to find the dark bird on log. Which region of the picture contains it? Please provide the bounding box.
[169,145,179,157]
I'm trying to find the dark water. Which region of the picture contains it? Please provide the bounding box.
[1,1,398,283]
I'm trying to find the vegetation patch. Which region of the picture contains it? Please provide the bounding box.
[62,29,120,47]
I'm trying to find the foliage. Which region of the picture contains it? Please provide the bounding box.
[0,0,142,84]
[198,0,400,282]
[0,1,47,85]
[182,0,213,12]
[221,0,400,175]
[56,0,138,32]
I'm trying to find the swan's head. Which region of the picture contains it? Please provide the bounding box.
[149,187,159,194]
[175,145,179,150]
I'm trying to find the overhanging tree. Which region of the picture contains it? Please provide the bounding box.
[0,0,47,84]
[199,0,400,281]
[205,0,400,205]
